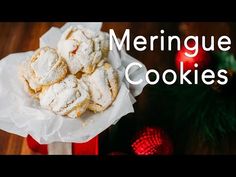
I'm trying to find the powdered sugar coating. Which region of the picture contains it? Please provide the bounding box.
[31,47,68,85]
[83,63,119,112]
[57,25,109,74]
[39,75,90,118]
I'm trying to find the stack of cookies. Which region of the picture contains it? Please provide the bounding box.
[20,25,119,118]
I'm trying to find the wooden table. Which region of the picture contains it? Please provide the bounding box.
[0,22,235,154]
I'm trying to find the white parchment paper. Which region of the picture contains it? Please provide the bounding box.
[0,22,147,144]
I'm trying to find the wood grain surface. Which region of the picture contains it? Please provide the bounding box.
[0,22,235,154]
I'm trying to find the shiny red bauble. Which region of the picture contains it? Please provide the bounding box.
[131,127,173,155]
[176,41,212,72]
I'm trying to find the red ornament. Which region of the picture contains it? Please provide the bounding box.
[176,41,212,72]
[131,127,173,155]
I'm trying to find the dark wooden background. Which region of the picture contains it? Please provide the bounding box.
[0,22,235,154]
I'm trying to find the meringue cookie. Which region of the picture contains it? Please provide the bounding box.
[57,25,109,74]
[20,57,42,98]
[30,47,68,86]
[39,75,90,118]
[83,63,119,112]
